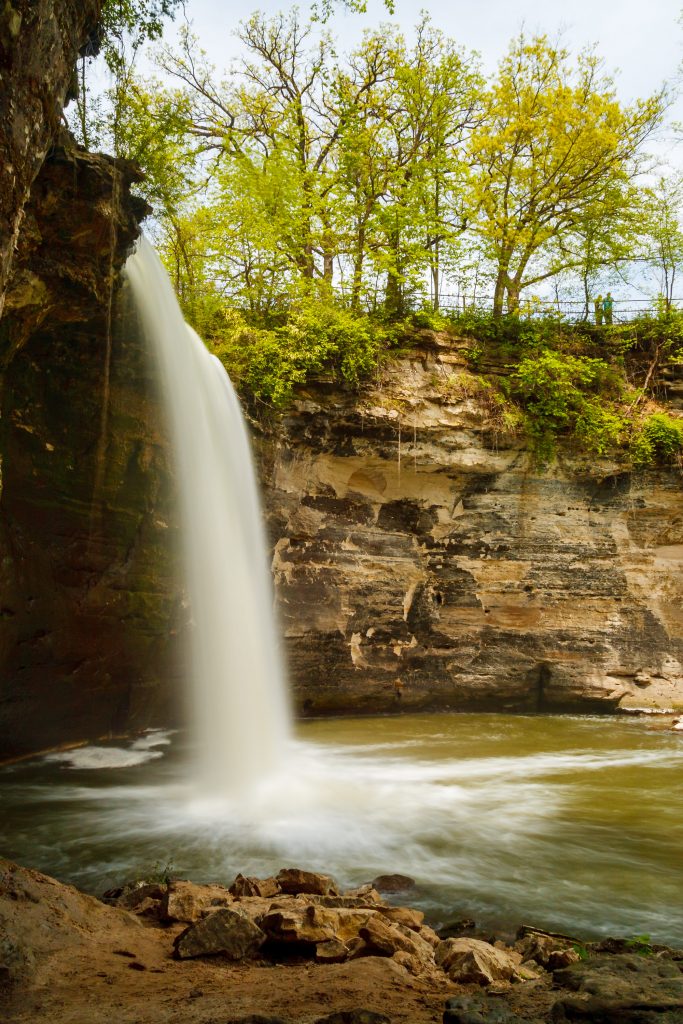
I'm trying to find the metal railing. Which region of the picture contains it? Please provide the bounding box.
[434,295,683,323]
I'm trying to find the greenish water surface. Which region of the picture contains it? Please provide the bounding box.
[1,713,681,945]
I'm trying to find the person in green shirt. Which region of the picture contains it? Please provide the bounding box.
[603,292,614,325]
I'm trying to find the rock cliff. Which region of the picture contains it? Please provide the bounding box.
[0,134,183,758]
[0,0,102,315]
[260,332,683,717]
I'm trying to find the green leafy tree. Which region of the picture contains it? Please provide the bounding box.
[640,174,683,309]
[468,34,665,316]
[71,0,184,149]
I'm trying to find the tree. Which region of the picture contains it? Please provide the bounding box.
[367,19,481,316]
[468,35,665,316]
[70,0,184,150]
[640,173,683,309]
[155,15,481,316]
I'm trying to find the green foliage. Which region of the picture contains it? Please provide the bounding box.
[624,934,654,957]
[212,300,383,408]
[468,33,664,315]
[626,306,683,360]
[511,349,625,459]
[100,0,183,53]
[448,309,575,352]
[630,413,683,466]
[145,858,176,885]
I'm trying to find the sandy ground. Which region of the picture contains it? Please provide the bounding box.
[0,860,458,1024]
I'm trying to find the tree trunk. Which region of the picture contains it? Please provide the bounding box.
[385,225,403,319]
[431,239,440,311]
[493,267,508,318]
[507,284,521,314]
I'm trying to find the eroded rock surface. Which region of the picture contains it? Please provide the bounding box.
[0,0,103,314]
[0,134,182,758]
[258,334,683,716]
[2,859,682,1024]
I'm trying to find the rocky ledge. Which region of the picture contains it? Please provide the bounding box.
[2,859,682,1024]
[258,332,683,718]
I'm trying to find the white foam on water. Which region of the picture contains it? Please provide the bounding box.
[45,746,164,770]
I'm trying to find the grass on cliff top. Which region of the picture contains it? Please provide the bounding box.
[192,294,683,469]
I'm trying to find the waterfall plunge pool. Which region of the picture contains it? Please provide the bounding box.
[1,712,681,946]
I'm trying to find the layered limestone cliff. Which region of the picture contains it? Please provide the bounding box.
[0,0,102,315]
[0,135,183,758]
[260,332,683,717]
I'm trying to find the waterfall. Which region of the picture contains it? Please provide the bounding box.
[125,237,291,796]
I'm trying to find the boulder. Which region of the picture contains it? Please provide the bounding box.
[315,938,349,963]
[359,916,420,958]
[276,868,339,897]
[260,904,336,945]
[419,925,442,949]
[438,918,477,939]
[343,884,384,904]
[260,904,372,946]
[443,995,533,1024]
[313,892,384,910]
[377,906,424,931]
[174,908,266,960]
[371,874,415,894]
[102,881,166,911]
[515,931,577,969]
[551,994,683,1022]
[347,937,372,960]
[546,949,581,970]
[161,881,232,924]
[436,938,520,986]
[552,953,683,1004]
[229,874,280,899]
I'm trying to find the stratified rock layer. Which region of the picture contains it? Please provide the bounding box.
[259,332,683,716]
[0,136,182,757]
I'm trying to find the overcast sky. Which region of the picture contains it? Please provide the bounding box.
[142,0,683,168]
[168,0,681,109]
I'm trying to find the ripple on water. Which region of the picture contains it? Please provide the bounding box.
[1,714,682,946]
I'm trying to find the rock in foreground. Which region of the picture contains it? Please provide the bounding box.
[2,858,682,1024]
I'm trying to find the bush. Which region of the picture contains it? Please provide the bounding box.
[630,412,683,466]
[447,309,573,351]
[510,349,625,458]
[211,299,382,407]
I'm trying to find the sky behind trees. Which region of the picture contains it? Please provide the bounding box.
[169,0,681,128]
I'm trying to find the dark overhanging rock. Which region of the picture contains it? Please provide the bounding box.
[0,132,183,759]
[0,0,104,315]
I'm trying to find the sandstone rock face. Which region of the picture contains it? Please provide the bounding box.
[0,1,102,315]
[259,334,683,715]
[276,867,339,897]
[436,937,521,985]
[174,907,266,960]
[0,2,183,759]
[0,135,182,758]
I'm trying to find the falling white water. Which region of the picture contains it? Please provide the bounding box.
[125,237,291,795]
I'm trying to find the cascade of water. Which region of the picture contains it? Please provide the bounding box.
[125,237,291,795]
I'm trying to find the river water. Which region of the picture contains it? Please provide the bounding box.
[1,713,681,945]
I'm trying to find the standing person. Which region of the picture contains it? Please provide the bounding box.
[603,292,614,325]
[594,295,603,326]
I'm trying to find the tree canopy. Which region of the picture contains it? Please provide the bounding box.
[67,6,683,461]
